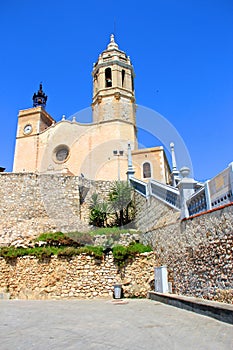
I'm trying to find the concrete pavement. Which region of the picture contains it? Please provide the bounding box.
[0,299,232,350]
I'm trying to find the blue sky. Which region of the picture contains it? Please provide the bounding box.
[0,0,232,180]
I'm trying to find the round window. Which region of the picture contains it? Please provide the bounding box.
[54,145,70,163]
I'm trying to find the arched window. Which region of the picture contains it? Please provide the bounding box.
[131,76,134,91]
[122,69,125,87]
[105,68,112,87]
[94,70,99,92]
[143,162,151,178]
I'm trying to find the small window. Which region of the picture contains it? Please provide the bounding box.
[105,68,112,87]
[53,145,70,163]
[143,162,151,178]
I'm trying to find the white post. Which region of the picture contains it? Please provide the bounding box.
[205,180,212,210]
[126,143,135,182]
[229,162,233,199]
[170,142,180,186]
[178,167,197,219]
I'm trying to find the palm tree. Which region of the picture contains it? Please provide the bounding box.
[109,181,134,227]
[89,193,108,227]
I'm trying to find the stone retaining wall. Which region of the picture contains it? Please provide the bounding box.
[0,173,114,246]
[1,172,232,303]
[0,252,156,300]
[139,199,233,304]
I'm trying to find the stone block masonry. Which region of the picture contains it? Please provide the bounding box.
[0,252,156,300]
[0,173,114,246]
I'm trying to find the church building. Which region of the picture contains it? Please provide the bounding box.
[13,35,171,183]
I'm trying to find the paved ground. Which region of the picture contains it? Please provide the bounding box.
[0,299,232,350]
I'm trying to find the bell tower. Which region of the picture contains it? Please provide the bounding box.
[13,84,55,172]
[32,83,47,108]
[92,35,136,126]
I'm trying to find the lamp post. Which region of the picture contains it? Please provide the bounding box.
[113,150,124,181]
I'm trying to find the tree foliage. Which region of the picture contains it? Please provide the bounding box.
[89,193,109,227]
[89,182,135,228]
[108,181,134,227]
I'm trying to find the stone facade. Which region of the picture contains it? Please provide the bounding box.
[0,252,156,300]
[135,192,233,304]
[13,35,170,182]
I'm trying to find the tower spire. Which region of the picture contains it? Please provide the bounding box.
[32,83,48,108]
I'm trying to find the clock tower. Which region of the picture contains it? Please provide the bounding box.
[13,84,55,172]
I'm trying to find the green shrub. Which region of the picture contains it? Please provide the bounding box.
[56,247,78,257]
[35,232,65,242]
[127,242,152,255]
[89,226,139,236]
[33,246,59,259]
[112,242,152,267]
[0,246,59,260]
[0,245,104,260]
[35,231,92,247]
[0,240,150,264]
[112,245,129,266]
[78,246,104,259]
[66,231,94,246]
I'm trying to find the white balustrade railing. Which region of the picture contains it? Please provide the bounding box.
[130,163,233,217]
[187,187,207,216]
[130,177,180,210]
[130,177,149,197]
[150,179,180,210]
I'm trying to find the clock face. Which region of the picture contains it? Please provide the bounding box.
[24,124,32,135]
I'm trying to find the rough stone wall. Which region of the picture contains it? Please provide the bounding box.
[134,192,180,233]
[139,199,233,303]
[92,232,140,247]
[0,252,156,300]
[78,177,115,224]
[0,173,115,246]
[172,231,232,303]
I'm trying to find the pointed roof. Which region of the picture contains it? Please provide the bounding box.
[106,34,119,50]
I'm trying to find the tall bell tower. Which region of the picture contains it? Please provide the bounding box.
[92,35,136,126]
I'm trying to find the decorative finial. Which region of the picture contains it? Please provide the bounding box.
[62,114,66,121]
[180,167,190,178]
[107,34,119,50]
[32,83,47,108]
[170,142,177,171]
[72,115,76,122]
